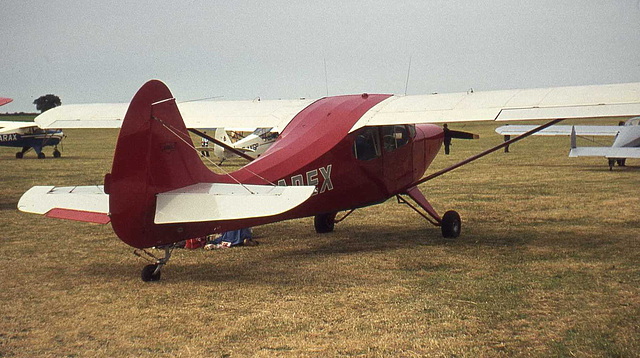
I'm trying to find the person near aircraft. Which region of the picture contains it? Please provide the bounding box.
[201,131,209,157]
[443,124,451,154]
[205,228,255,249]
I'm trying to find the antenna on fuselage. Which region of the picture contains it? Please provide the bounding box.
[324,58,329,97]
[404,55,412,96]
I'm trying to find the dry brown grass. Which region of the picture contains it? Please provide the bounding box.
[0,118,638,357]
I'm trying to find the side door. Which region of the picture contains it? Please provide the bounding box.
[381,125,414,192]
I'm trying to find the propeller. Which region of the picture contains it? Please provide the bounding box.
[443,124,479,154]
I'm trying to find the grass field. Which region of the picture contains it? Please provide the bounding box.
[0,118,638,357]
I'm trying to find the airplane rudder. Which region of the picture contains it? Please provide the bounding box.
[108,80,216,248]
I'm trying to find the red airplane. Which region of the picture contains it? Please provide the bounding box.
[0,97,12,107]
[18,80,640,281]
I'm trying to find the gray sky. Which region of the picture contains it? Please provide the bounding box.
[2,0,640,113]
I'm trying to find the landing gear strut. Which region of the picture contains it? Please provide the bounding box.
[134,246,173,282]
[397,186,462,239]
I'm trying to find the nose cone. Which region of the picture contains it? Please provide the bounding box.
[410,124,445,182]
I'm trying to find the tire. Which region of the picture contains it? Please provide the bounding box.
[441,210,461,238]
[37,152,45,159]
[314,212,336,233]
[141,264,161,282]
[15,152,23,159]
[53,150,61,158]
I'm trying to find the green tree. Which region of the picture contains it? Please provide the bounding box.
[33,94,61,113]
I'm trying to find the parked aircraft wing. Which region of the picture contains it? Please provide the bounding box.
[35,99,316,131]
[0,121,39,133]
[495,125,622,136]
[33,82,640,133]
[18,186,110,224]
[569,147,640,158]
[154,183,315,224]
[350,82,640,132]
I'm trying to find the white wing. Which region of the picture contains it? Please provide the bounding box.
[350,82,640,132]
[0,121,39,133]
[570,147,640,158]
[495,125,622,136]
[33,82,640,132]
[35,99,316,131]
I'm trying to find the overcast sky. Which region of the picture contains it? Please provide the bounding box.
[2,0,640,112]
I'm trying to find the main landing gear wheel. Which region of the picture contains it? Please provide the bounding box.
[15,152,23,159]
[441,210,461,238]
[314,212,337,233]
[37,152,45,159]
[53,149,61,158]
[141,264,162,282]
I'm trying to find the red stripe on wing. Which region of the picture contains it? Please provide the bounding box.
[45,208,110,224]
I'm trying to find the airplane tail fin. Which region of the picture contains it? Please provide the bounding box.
[212,128,230,160]
[105,80,314,249]
[106,80,221,248]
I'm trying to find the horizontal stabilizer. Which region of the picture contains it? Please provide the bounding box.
[495,125,622,136]
[18,186,110,224]
[154,183,315,224]
[569,147,640,158]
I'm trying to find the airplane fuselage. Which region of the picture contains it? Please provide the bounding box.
[106,85,445,249]
[0,131,63,148]
[225,95,443,220]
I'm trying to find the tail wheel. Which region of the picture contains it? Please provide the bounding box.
[314,212,337,233]
[441,210,461,238]
[141,264,161,282]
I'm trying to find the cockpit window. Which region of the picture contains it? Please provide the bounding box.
[252,127,277,140]
[625,117,640,126]
[407,124,416,138]
[353,127,381,161]
[382,125,409,152]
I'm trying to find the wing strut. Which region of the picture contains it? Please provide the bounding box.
[410,118,565,187]
[188,128,255,161]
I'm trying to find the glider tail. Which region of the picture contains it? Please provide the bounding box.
[105,80,220,248]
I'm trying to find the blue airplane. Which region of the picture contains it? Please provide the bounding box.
[0,99,64,159]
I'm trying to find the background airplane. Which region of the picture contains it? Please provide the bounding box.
[18,80,640,281]
[0,97,13,107]
[0,98,64,159]
[495,116,640,169]
[0,121,64,159]
[200,127,279,163]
